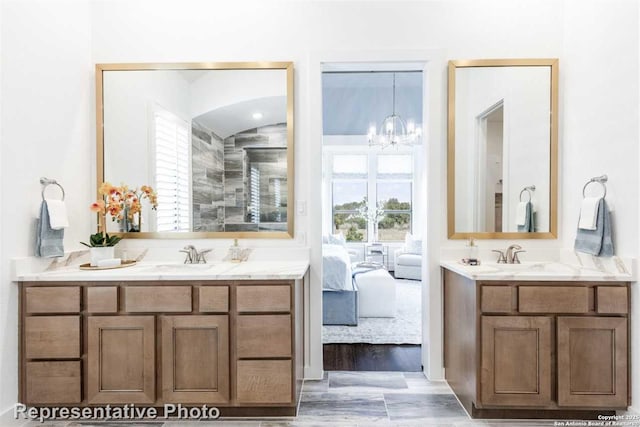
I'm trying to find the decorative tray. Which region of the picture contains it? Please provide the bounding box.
[79,260,137,271]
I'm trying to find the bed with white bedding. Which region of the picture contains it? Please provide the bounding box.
[322,244,353,290]
[322,244,358,325]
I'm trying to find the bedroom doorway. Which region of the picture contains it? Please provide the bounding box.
[320,63,425,371]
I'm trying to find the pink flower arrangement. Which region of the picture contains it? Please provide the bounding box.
[91,182,158,230]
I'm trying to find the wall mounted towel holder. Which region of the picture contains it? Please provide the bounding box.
[582,174,607,198]
[519,185,536,203]
[40,177,65,201]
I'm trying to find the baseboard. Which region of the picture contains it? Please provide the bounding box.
[304,365,324,380]
[0,404,23,426]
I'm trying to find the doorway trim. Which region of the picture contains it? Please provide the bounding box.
[474,99,504,231]
[308,49,446,380]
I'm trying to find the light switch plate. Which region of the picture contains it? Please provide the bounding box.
[297,201,307,215]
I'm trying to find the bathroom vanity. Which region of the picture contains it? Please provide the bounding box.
[441,260,632,419]
[17,261,308,416]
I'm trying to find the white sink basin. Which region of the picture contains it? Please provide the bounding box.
[141,263,214,271]
[484,261,580,274]
[483,262,539,271]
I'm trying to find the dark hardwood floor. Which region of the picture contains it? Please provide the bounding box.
[323,344,422,371]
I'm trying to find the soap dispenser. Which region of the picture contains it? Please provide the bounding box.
[467,238,479,264]
[229,238,241,262]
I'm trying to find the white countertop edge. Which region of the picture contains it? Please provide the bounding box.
[440,259,634,282]
[15,261,310,282]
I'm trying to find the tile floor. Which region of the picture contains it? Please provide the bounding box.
[13,372,640,427]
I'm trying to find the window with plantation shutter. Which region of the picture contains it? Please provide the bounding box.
[250,166,260,223]
[152,107,191,232]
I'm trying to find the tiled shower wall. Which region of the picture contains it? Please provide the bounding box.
[191,120,225,231]
[223,123,288,232]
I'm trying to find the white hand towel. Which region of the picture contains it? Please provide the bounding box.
[578,197,601,230]
[515,202,527,226]
[45,199,69,230]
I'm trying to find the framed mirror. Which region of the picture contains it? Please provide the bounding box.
[96,62,294,239]
[447,59,558,239]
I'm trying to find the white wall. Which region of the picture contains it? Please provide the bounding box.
[636,0,640,411]
[0,0,92,416]
[561,0,639,412]
[103,70,190,205]
[0,0,5,418]
[103,70,190,233]
[0,0,638,414]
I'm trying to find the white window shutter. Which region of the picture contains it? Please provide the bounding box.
[153,109,191,232]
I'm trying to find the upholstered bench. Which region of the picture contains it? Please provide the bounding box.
[354,269,396,318]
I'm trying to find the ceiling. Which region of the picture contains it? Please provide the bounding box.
[193,96,286,139]
[322,71,423,136]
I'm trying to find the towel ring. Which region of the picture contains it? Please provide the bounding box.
[582,175,607,199]
[519,185,536,203]
[40,177,65,201]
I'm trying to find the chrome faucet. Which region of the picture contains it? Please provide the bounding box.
[180,245,212,264]
[506,244,525,264]
[491,249,507,264]
[492,244,526,264]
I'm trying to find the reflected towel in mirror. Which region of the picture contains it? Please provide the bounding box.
[574,198,614,257]
[516,202,528,226]
[516,202,534,232]
[578,197,601,230]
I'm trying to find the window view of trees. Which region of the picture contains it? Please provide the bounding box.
[378,198,411,241]
[333,197,411,242]
[333,199,367,241]
[331,153,413,242]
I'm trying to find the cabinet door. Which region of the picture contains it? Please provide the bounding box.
[557,316,628,408]
[87,316,155,404]
[161,315,229,404]
[480,316,552,407]
[237,360,292,404]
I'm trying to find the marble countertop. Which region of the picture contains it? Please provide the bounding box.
[16,260,310,282]
[440,258,634,282]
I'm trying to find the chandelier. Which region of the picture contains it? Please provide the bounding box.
[367,73,422,149]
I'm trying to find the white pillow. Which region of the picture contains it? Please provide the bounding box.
[328,232,347,247]
[404,232,422,254]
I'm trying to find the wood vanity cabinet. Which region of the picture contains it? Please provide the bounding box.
[19,277,306,416]
[443,269,630,418]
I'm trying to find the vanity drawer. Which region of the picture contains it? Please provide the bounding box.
[198,286,229,312]
[597,286,628,314]
[237,314,292,358]
[236,285,291,313]
[124,286,192,312]
[87,287,118,313]
[25,316,80,359]
[26,361,81,404]
[519,286,590,313]
[25,287,80,314]
[481,286,514,313]
[236,360,292,404]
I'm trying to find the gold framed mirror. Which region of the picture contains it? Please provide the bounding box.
[96,62,294,239]
[447,59,558,239]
